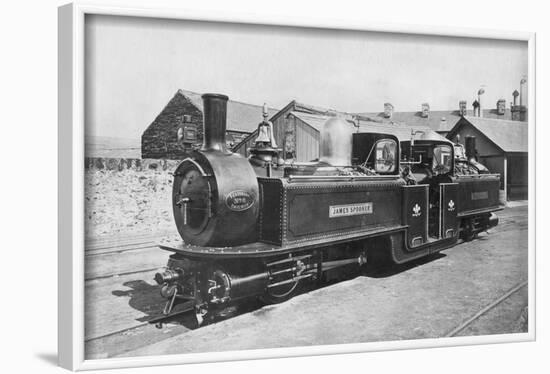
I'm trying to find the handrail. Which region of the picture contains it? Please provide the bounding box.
[287,174,400,183]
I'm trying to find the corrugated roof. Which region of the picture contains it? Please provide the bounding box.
[177,89,279,133]
[357,121,450,143]
[451,116,528,153]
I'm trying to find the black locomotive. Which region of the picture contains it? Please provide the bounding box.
[153,93,502,325]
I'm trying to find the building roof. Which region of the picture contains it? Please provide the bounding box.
[288,111,356,132]
[356,108,514,133]
[289,111,449,143]
[273,98,519,134]
[177,89,279,132]
[447,116,528,153]
[357,121,450,143]
[232,98,522,152]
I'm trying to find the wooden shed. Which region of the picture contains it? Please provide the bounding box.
[233,101,357,162]
[446,116,528,201]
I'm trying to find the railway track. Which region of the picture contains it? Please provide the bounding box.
[84,205,528,358]
[445,280,528,337]
[86,277,529,345]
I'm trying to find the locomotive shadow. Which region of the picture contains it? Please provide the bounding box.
[111,280,200,330]
[362,252,447,278]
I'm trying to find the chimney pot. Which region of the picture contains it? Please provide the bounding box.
[497,99,506,115]
[421,103,430,118]
[459,100,467,116]
[383,103,394,119]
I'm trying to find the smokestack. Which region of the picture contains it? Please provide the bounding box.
[477,88,485,118]
[519,78,527,107]
[465,136,477,161]
[201,93,229,152]
[512,90,519,106]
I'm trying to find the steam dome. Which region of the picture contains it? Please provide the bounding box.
[319,117,352,166]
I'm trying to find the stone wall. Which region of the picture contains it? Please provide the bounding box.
[85,157,180,172]
[141,91,203,159]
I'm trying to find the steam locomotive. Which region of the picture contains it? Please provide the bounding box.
[152,93,502,325]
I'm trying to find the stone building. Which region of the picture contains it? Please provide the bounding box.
[141,89,278,159]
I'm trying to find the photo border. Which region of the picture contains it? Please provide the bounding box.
[58,1,536,370]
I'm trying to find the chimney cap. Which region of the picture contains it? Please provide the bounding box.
[201,93,229,101]
[513,90,519,97]
[520,78,527,84]
[478,88,485,95]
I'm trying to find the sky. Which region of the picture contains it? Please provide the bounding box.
[85,14,528,140]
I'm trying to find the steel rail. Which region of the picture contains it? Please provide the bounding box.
[85,322,150,343]
[444,280,528,337]
[85,237,161,252]
[85,267,160,282]
[85,232,169,248]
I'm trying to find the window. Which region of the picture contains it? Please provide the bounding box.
[432,144,452,175]
[185,128,196,141]
[374,139,397,173]
[177,125,197,144]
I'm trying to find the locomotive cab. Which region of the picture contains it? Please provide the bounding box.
[400,140,454,185]
[351,132,400,175]
[399,139,456,239]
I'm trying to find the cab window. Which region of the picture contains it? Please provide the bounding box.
[375,139,397,173]
[432,145,452,175]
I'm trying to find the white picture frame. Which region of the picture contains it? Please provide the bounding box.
[58,1,536,370]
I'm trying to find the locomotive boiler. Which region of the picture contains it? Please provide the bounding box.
[152,93,502,325]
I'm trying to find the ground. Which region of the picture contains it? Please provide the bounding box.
[84,204,529,360]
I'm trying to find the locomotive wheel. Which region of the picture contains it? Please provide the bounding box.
[464,229,476,242]
[463,219,477,242]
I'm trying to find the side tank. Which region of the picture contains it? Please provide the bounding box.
[172,94,259,247]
